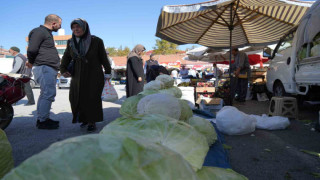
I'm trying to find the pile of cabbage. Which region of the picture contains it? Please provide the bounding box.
[0,129,14,179]
[3,75,247,180]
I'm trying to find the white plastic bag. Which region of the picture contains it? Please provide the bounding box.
[102,80,118,102]
[216,106,256,135]
[178,87,195,109]
[256,93,269,102]
[250,114,290,130]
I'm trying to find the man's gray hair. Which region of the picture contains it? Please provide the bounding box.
[45,14,61,24]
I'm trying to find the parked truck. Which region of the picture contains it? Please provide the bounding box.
[265,1,320,103]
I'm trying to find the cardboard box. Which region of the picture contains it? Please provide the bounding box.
[199,98,223,112]
[202,98,222,105]
[196,87,215,93]
[195,97,222,105]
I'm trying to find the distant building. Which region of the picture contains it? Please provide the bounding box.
[0,47,11,58]
[26,29,71,58]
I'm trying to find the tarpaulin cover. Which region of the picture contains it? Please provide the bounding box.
[194,110,231,169]
[216,54,268,65]
[203,122,231,169]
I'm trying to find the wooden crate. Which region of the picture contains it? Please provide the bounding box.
[195,87,215,93]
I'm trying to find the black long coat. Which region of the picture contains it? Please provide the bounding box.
[126,56,144,97]
[60,37,111,123]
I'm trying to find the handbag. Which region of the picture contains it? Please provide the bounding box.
[67,60,75,76]
[101,80,118,102]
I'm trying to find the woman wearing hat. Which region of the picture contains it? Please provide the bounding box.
[60,18,111,132]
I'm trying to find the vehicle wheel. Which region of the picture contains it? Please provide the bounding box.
[30,79,36,89]
[273,81,287,97]
[0,102,14,130]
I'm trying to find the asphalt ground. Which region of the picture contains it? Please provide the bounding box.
[230,100,320,180]
[4,85,320,180]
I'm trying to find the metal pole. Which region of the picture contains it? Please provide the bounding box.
[229,3,234,106]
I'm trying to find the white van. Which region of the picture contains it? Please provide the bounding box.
[265,1,320,102]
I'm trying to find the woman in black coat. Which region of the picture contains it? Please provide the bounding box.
[126,44,145,97]
[60,18,111,132]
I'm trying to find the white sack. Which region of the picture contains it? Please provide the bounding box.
[250,114,290,130]
[216,106,256,135]
[178,87,195,109]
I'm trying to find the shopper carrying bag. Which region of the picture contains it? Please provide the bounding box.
[102,79,118,102]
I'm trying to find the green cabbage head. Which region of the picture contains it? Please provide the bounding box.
[159,86,182,98]
[119,94,144,117]
[0,129,14,179]
[137,93,181,120]
[143,80,164,91]
[188,116,217,146]
[101,114,209,171]
[196,166,248,180]
[3,134,198,180]
[138,89,159,96]
[179,99,193,122]
[155,74,174,88]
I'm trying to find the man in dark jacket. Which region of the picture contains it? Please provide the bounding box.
[9,46,35,106]
[231,48,251,103]
[26,14,62,129]
[144,54,159,82]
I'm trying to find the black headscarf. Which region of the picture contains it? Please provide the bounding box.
[70,18,92,61]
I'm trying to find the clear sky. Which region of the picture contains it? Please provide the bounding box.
[0,0,314,54]
[0,0,205,54]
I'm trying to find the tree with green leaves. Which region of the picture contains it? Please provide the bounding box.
[106,47,118,57]
[105,46,131,57]
[153,39,180,55]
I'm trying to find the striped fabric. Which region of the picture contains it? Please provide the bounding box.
[156,0,313,49]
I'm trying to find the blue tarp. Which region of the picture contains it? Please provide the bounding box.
[194,110,231,169]
[203,123,231,168]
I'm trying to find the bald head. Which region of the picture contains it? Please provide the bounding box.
[44,14,62,32]
[45,14,61,24]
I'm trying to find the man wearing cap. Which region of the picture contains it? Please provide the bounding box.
[144,54,159,82]
[9,46,35,106]
[26,14,62,129]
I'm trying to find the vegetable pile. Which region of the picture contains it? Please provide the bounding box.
[0,129,14,179]
[3,75,247,180]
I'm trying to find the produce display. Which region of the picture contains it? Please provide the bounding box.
[100,114,208,171]
[177,82,190,87]
[0,129,14,179]
[197,92,215,98]
[3,74,247,180]
[197,82,214,87]
[3,135,198,180]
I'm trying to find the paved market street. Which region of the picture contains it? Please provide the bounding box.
[231,101,320,180]
[4,85,320,180]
